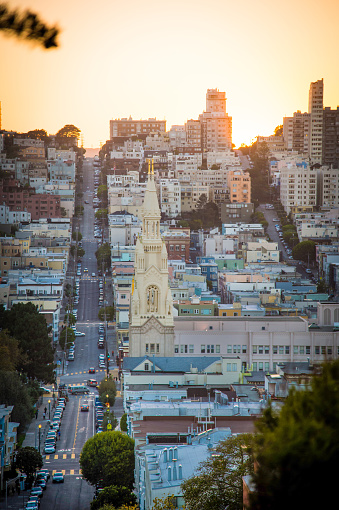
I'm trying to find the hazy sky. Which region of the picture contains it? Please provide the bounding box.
[1,0,339,148]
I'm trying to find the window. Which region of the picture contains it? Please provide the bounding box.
[174,345,179,353]
[265,362,269,371]
[252,362,257,371]
[242,345,247,354]
[258,345,263,354]
[232,363,237,372]
[278,346,283,354]
[300,346,304,354]
[315,346,320,355]
[144,363,149,371]
[273,346,278,354]
[327,346,332,355]
[194,309,199,314]
[189,345,194,353]
[321,346,326,355]
[150,343,155,353]
[294,346,298,354]
[265,346,269,354]
[285,346,290,354]
[227,345,232,354]
[253,345,257,354]
[259,362,263,371]
[201,345,205,353]
[156,344,160,353]
[216,345,220,353]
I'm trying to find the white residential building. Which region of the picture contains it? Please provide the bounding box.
[308,78,324,163]
[159,179,181,217]
[280,161,317,214]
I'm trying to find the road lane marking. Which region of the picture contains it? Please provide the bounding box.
[63,454,67,459]
[72,398,81,449]
[54,454,58,459]
[46,455,50,460]
[71,453,75,459]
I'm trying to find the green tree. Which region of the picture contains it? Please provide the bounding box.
[0,371,34,433]
[56,124,81,140]
[27,129,48,140]
[91,485,137,510]
[250,360,339,509]
[59,327,75,351]
[80,431,135,489]
[151,495,183,510]
[72,231,83,242]
[15,446,43,482]
[95,209,108,221]
[98,376,116,407]
[1,303,55,383]
[102,410,118,432]
[0,330,21,371]
[292,240,316,264]
[196,193,208,211]
[0,4,59,48]
[98,306,115,322]
[96,243,111,271]
[274,125,283,137]
[177,220,190,228]
[70,245,85,258]
[97,185,108,198]
[181,434,254,510]
[120,413,128,432]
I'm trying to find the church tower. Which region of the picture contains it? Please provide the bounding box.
[129,160,174,357]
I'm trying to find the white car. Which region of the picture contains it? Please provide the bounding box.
[75,331,85,337]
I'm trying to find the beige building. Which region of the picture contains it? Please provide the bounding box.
[280,162,317,214]
[199,89,232,152]
[129,165,174,357]
[308,78,324,163]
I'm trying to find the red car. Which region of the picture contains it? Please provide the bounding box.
[87,379,98,387]
[88,367,95,374]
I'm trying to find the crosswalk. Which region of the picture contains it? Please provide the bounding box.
[51,469,82,476]
[45,453,77,460]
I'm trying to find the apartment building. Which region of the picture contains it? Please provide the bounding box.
[168,125,186,148]
[308,78,324,163]
[185,119,201,148]
[199,89,232,151]
[322,107,339,168]
[110,118,166,138]
[317,166,339,209]
[159,179,181,217]
[180,183,209,213]
[280,161,317,214]
[227,170,251,203]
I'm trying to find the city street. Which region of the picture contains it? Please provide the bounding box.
[3,159,121,510]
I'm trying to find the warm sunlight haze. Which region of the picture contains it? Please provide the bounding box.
[1,0,339,148]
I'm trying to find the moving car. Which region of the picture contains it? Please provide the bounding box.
[75,331,85,336]
[87,379,98,387]
[52,472,64,483]
[88,367,95,373]
[81,401,89,412]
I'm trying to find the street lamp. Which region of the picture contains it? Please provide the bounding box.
[106,394,109,408]
[48,399,51,420]
[38,424,42,454]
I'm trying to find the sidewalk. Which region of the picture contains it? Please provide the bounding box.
[22,396,55,450]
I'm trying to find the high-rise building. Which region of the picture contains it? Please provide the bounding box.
[308,78,324,163]
[199,89,232,151]
[129,162,174,357]
[322,107,339,168]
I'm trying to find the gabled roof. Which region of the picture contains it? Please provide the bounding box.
[123,356,221,373]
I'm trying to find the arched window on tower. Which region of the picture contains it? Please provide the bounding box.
[146,285,159,313]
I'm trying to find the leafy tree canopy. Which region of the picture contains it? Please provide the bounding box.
[274,125,283,137]
[98,376,116,407]
[0,330,21,371]
[96,243,111,271]
[15,446,43,480]
[98,306,114,322]
[120,413,127,432]
[181,434,255,510]
[292,240,316,263]
[1,303,55,383]
[0,371,34,433]
[59,327,75,351]
[90,485,136,510]
[27,129,48,140]
[80,431,135,489]
[0,3,59,48]
[72,231,83,242]
[251,360,339,509]
[56,124,81,139]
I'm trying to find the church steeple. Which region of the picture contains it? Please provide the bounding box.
[129,159,174,357]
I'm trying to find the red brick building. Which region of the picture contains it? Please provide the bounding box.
[163,227,190,263]
[0,181,61,220]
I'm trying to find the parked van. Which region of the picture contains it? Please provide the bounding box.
[68,386,89,395]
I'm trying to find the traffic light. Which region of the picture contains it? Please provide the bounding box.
[107,353,110,360]
[106,402,110,408]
